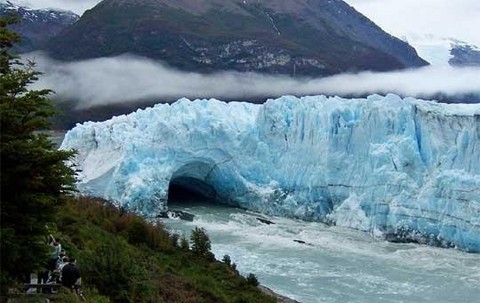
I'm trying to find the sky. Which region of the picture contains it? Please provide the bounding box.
[345,0,480,46]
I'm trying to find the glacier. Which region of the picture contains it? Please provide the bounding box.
[61,94,480,252]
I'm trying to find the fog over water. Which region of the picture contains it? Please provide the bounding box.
[28,53,480,108]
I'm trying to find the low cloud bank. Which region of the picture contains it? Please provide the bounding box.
[28,52,480,108]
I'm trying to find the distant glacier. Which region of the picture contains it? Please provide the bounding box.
[61,94,480,252]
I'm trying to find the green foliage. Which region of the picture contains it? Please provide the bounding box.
[180,234,190,251]
[80,241,156,303]
[190,227,212,259]
[57,196,173,251]
[53,197,276,303]
[125,217,149,245]
[0,18,75,291]
[222,255,231,267]
[246,273,259,287]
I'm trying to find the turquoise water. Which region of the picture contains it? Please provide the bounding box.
[163,200,480,303]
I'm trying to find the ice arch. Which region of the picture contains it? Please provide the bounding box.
[62,95,480,252]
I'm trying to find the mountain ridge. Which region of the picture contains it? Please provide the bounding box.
[0,0,79,52]
[45,0,427,76]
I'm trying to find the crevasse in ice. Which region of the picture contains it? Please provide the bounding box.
[61,94,480,252]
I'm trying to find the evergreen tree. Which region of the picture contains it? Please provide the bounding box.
[0,18,75,290]
[180,234,189,251]
[190,227,211,258]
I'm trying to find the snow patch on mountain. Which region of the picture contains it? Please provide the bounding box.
[61,94,480,252]
[0,0,95,16]
[403,34,480,66]
[1,0,78,23]
[1,0,69,13]
[403,35,453,66]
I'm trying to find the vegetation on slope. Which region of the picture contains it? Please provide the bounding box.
[0,16,75,290]
[53,196,275,303]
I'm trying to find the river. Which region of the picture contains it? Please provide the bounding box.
[163,200,480,303]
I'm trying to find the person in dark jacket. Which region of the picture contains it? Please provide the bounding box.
[61,258,80,290]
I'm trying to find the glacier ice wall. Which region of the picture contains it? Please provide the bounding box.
[61,94,480,252]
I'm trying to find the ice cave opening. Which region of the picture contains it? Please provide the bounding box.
[167,176,217,204]
[166,161,223,206]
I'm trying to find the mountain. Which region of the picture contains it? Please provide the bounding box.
[62,94,480,252]
[0,0,79,53]
[449,43,480,67]
[403,34,480,67]
[45,0,427,76]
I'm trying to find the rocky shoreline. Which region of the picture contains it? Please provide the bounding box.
[258,285,300,303]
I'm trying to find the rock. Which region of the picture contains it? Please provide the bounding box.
[293,239,313,246]
[257,217,275,225]
[158,210,195,222]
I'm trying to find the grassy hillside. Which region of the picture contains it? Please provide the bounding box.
[48,196,277,303]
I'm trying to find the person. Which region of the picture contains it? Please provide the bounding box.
[61,258,81,290]
[58,256,69,272]
[48,238,62,272]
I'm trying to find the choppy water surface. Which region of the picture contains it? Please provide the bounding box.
[164,201,479,303]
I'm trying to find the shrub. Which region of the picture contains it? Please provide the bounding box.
[246,273,259,286]
[222,255,231,266]
[125,218,149,245]
[79,241,154,303]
